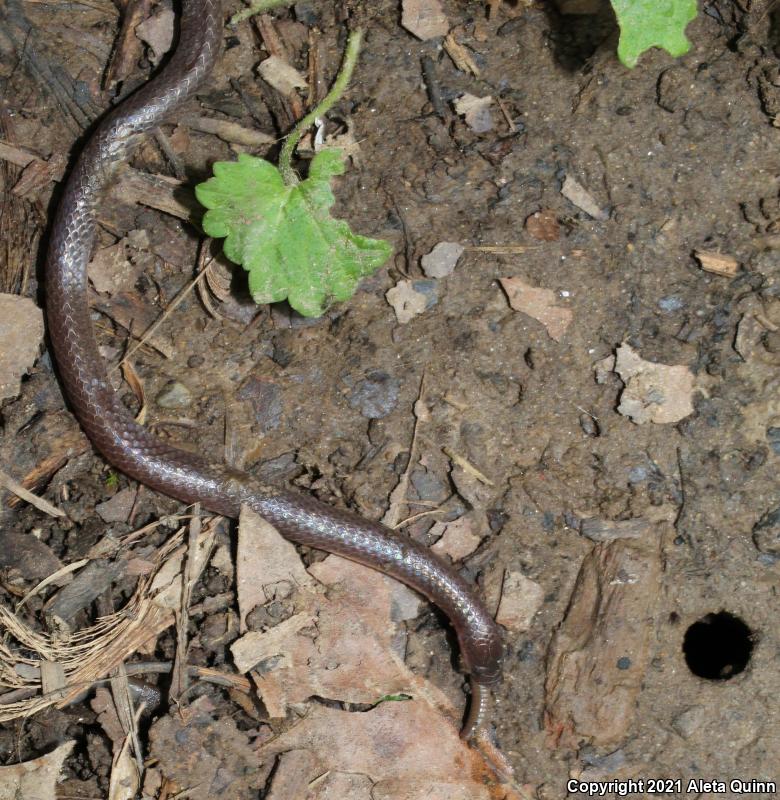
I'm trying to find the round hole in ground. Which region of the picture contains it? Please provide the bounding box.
[683,611,754,680]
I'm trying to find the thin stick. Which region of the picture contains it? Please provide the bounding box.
[111,243,213,373]
[278,28,363,185]
[0,469,65,517]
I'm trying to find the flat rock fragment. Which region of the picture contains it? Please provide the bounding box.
[430,515,482,560]
[421,241,464,278]
[495,570,544,632]
[561,174,609,220]
[386,280,428,324]
[610,343,695,424]
[453,94,493,132]
[401,0,449,40]
[87,241,137,295]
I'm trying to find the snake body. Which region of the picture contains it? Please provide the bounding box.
[45,0,503,735]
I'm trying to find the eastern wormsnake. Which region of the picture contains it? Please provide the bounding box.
[45,0,503,737]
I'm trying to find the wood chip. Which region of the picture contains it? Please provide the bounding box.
[182,115,275,148]
[442,447,494,485]
[694,249,740,277]
[580,517,651,542]
[0,468,65,518]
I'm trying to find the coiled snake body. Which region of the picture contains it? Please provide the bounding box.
[45,0,503,736]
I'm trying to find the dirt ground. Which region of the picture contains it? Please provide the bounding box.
[1,0,779,797]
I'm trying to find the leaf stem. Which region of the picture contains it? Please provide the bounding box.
[278,28,363,186]
[230,0,292,26]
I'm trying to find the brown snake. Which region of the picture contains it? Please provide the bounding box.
[45,0,503,737]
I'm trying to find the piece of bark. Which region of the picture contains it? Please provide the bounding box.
[544,528,663,748]
[44,559,127,631]
[104,0,153,88]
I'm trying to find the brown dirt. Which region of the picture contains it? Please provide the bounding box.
[1,0,779,796]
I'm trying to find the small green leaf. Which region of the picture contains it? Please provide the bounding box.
[611,0,697,68]
[374,693,412,704]
[195,150,393,318]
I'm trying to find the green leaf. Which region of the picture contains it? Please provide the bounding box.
[195,150,393,318]
[610,0,697,68]
[374,693,412,704]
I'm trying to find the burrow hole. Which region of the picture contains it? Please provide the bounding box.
[683,611,754,680]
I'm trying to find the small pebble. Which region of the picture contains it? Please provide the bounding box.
[95,487,137,523]
[411,279,439,309]
[672,706,704,739]
[579,412,600,437]
[347,370,400,419]
[155,380,192,409]
[658,295,684,312]
[628,465,649,483]
[420,242,464,278]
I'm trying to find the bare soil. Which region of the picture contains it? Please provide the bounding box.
[0,0,779,797]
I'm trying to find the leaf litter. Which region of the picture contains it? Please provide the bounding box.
[231,507,521,797]
[499,276,573,342]
[0,293,44,402]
